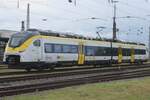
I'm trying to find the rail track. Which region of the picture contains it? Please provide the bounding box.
[0,63,148,77]
[0,64,150,97]
[0,63,149,82]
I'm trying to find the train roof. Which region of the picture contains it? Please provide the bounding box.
[26,29,145,46]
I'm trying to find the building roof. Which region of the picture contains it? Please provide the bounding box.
[0,30,18,38]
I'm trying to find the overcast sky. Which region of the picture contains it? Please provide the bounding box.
[0,0,150,45]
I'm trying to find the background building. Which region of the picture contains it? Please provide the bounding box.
[0,30,17,62]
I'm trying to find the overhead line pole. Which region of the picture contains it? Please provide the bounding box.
[112,0,118,41]
[148,26,150,60]
[26,3,30,30]
[17,0,20,8]
[113,2,117,41]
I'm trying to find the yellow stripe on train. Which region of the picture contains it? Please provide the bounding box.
[5,35,42,53]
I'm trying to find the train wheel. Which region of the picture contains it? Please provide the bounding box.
[25,68,31,72]
[49,66,54,71]
[93,64,97,68]
[37,67,44,71]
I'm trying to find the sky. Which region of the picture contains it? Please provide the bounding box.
[0,0,150,45]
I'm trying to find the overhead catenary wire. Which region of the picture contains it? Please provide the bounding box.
[16,0,110,21]
[0,0,149,40]
[119,1,150,16]
[1,0,145,24]
[2,0,150,21]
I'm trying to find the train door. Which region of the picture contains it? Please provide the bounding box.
[32,39,42,62]
[78,42,85,65]
[130,48,135,63]
[118,47,122,63]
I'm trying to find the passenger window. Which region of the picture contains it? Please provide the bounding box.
[45,44,53,53]
[33,40,41,47]
[54,44,62,53]
[63,45,71,53]
[71,45,78,53]
[86,47,95,56]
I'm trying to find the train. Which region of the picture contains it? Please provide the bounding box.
[3,29,148,71]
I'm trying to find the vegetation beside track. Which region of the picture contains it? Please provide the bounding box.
[5,77,150,100]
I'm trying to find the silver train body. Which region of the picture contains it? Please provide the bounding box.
[3,30,148,70]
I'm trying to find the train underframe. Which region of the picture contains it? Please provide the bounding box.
[5,55,147,71]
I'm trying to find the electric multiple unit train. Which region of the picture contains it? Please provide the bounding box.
[3,29,148,71]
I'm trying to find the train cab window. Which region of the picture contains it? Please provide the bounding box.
[33,40,41,47]
[54,44,62,53]
[45,44,53,53]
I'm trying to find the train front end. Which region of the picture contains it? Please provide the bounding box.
[3,31,38,70]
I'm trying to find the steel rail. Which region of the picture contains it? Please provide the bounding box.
[0,64,149,83]
[0,63,148,77]
[0,68,150,97]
